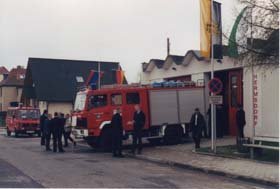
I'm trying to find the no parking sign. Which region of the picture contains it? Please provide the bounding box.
[208,78,223,95]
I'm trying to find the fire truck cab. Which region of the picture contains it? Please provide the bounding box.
[72,82,206,149]
[6,107,41,137]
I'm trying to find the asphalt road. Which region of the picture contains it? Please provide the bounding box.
[0,130,276,188]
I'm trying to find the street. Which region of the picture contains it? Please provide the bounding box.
[0,131,275,188]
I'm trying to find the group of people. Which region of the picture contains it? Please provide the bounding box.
[39,103,246,154]
[40,110,76,153]
[110,104,146,158]
[189,104,246,150]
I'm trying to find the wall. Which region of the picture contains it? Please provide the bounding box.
[243,67,279,139]
[47,102,73,115]
[0,86,19,112]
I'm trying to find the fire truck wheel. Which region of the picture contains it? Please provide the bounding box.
[99,127,113,152]
[6,128,11,136]
[163,125,183,145]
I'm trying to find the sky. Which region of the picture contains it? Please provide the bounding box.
[0,0,237,82]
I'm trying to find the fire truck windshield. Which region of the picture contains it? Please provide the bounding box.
[74,93,87,111]
[18,110,40,119]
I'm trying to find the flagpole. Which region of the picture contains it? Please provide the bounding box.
[98,62,101,89]
[210,0,216,153]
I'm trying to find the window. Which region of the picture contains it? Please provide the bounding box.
[231,76,238,107]
[126,92,140,104]
[19,74,25,79]
[111,94,122,105]
[89,94,107,108]
[76,76,84,83]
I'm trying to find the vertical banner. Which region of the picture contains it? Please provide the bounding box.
[212,1,223,59]
[200,0,211,58]
[116,69,124,84]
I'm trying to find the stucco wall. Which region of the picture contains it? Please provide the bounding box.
[0,87,22,112]
[47,102,73,115]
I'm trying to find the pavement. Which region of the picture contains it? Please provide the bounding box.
[126,137,279,186]
[0,128,276,188]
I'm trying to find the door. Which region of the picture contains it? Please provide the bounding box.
[228,70,243,136]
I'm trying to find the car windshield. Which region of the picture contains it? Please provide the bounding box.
[74,93,87,111]
[17,110,40,119]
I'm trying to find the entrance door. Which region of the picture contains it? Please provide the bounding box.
[228,70,243,136]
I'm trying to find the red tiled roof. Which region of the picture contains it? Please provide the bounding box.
[0,66,9,75]
[0,66,26,87]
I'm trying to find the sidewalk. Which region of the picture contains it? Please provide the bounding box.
[127,137,279,186]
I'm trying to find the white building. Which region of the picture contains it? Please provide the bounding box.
[140,50,279,141]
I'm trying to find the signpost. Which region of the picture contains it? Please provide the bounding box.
[208,77,223,153]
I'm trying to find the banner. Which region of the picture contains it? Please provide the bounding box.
[200,0,211,58]
[86,70,103,89]
[212,1,223,59]
[116,69,125,85]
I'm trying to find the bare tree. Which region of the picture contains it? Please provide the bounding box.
[226,0,279,67]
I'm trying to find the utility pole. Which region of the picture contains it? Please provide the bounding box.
[167,38,170,56]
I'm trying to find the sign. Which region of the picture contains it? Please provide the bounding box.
[209,95,223,105]
[208,78,223,95]
[252,74,258,127]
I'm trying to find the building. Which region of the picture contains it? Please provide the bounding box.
[22,58,122,115]
[0,66,26,112]
[140,49,279,141]
[0,66,9,82]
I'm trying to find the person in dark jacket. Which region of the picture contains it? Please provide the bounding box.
[40,110,48,146]
[51,112,64,153]
[236,104,246,138]
[190,108,206,149]
[111,108,124,157]
[129,105,145,155]
[44,114,53,151]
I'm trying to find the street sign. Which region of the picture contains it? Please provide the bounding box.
[208,78,223,95]
[209,95,223,105]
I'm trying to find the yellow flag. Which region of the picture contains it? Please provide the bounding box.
[200,0,211,58]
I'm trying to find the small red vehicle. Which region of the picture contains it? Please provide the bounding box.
[6,107,41,137]
[72,82,206,149]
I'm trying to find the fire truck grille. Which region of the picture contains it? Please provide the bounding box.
[22,123,38,130]
[77,118,87,129]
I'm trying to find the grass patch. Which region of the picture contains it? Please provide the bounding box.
[197,145,279,163]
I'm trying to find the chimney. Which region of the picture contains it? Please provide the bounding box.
[167,38,170,56]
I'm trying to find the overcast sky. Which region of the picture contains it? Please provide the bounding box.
[0,0,237,82]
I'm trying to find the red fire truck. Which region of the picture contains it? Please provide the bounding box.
[6,107,41,137]
[71,82,207,149]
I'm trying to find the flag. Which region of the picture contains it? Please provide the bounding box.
[116,69,125,85]
[86,70,103,89]
[200,0,211,58]
[228,7,248,57]
[212,1,223,59]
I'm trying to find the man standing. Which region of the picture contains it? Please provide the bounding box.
[111,108,124,158]
[51,112,64,153]
[44,114,52,151]
[130,105,145,155]
[236,104,246,138]
[190,108,206,149]
[40,110,48,146]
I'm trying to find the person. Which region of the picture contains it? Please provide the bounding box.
[63,114,76,147]
[51,112,64,153]
[111,108,124,157]
[129,105,145,155]
[236,104,246,138]
[40,110,48,146]
[44,114,53,151]
[190,108,206,149]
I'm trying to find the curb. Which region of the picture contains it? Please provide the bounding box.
[195,150,279,166]
[125,153,279,187]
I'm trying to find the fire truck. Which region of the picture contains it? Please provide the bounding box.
[6,107,41,137]
[71,81,207,149]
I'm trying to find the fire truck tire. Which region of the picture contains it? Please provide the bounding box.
[163,125,183,145]
[6,128,11,136]
[99,127,113,152]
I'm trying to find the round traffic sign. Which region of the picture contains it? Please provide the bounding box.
[208,78,223,95]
